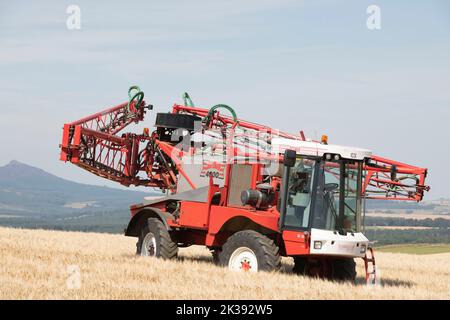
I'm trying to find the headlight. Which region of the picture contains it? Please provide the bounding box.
[314,241,322,250]
[360,245,367,254]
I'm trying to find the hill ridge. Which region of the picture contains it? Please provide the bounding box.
[0,160,157,232]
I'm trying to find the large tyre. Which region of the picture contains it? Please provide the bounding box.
[218,230,281,272]
[331,258,356,281]
[136,218,178,259]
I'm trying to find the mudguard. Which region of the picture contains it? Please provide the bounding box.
[125,206,174,237]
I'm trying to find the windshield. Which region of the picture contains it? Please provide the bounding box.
[312,160,362,232]
[283,157,363,232]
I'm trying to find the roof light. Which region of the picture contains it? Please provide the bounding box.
[321,135,328,145]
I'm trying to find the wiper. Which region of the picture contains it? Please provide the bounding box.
[326,193,345,233]
[344,202,356,215]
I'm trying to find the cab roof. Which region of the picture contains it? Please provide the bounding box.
[271,137,372,161]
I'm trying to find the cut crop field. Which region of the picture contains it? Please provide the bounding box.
[377,244,450,255]
[1,227,449,300]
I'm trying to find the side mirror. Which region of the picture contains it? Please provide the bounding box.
[284,149,297,168]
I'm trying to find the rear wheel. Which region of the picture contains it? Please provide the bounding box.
[218,230,281,272]
[136,218,178,259]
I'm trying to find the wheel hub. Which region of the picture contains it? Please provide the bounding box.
[228,247,258,272]
[141,232,156,257]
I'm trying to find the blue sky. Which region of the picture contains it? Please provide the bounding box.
[0,0,449,199]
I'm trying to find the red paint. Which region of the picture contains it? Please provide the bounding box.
[282,230,310,255]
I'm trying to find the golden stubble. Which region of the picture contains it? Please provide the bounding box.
[0,227,449,300]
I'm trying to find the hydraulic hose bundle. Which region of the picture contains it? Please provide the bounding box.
[127,85,144,112]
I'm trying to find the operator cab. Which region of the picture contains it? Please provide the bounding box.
[282,155,363,234]
[276,143,372,258]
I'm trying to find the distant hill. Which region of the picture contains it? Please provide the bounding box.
[0,160,446,233]
[0,160,160,232]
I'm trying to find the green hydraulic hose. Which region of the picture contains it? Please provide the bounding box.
[127,85,144,111]
[183,92,195,107]
[206,104,239,126]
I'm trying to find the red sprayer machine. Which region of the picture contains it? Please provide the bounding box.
[59,87,429,282]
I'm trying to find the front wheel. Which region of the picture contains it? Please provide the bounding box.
[292,256,307,275]
[136,218,178,259]
[331,258,356,281]
[218,230,281,272]
[292,256,356,282]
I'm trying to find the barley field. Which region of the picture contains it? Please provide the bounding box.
[0,226,449,300]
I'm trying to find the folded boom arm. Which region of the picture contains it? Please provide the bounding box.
[59,87,429,201]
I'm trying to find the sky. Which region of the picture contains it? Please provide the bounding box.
[0,0,449,199]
